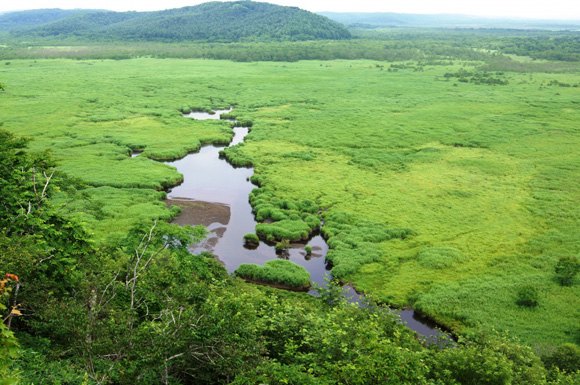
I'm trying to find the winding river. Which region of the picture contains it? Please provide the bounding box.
[156,108,444,340]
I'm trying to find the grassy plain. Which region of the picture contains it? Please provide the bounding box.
[1,57,580,347]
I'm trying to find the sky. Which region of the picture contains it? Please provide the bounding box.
[1,0,580,20]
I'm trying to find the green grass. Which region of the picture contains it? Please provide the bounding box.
[235,259,311,289]
[2,57,580,347]
[51,186,180,243]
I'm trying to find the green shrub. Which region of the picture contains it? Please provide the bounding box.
[305,245,312,255]
[219,144,254,167]
[256,220,313,242]
[555,256,580,286]
[169,205,182,219]
[516,284,539,307]
[234,118,253,127]
[231,362,320,385]
[275,239,290,251]
[543,343,580,373]
[235,259,311,290]
[428,331,547,385]
[243,233,260,246]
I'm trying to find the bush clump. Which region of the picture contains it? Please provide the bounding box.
[243,233,260,246]
[275,239,291,251]
[256,220,313,242]
[555,256,580,286]
[251,190,321,242]
[234,118,253,127]
[516,284,539,307]
[219,144,254,167]
[543,343,580,373]
[235,259,311,290]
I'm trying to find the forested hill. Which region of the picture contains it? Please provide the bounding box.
[4,1,351,42]
[0,9,105,32]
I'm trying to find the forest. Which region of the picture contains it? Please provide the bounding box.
[1,2,350,43]
[1,2,580,384]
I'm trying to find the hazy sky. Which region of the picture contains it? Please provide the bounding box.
[2,0,580,20]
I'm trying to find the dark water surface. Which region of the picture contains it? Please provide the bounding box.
[163,109,446,339]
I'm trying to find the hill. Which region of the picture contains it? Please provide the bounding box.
[0,8,105,32]
[319,11,580,29]
[5,2,351,42]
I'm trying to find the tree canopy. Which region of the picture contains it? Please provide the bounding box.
[5,1,351,43]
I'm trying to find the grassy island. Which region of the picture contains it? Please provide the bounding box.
[236,259,311,290]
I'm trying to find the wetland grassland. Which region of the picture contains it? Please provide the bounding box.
[2,56,580,349]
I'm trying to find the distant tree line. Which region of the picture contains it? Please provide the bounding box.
[0,38,493,63]
[494,36,580,62]
[2,27,578,67]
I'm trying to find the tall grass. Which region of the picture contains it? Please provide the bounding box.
[235,259,311,290]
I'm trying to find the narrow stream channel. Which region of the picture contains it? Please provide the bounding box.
[157,108,446,340]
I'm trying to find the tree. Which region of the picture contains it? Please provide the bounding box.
[555,256,580,286]
[543,343,580,373]
[0,129,94,380]
[0,274,21,384]
[0,129,93,296]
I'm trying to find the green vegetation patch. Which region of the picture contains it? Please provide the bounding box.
[220,143,255,166]
[55,142,184,189]
[52,186,181,243]
[235,259,311,290]
[256,219,314,242]
[250,187,320,242]
[321,214,414,278]
[417,247,467,269]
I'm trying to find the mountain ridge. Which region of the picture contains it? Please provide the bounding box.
[2,2,351,42]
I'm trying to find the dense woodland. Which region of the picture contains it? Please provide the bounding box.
[2,2,580,384]
[1,2,350,43]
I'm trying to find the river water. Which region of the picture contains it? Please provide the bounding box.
[159,108,445,340]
